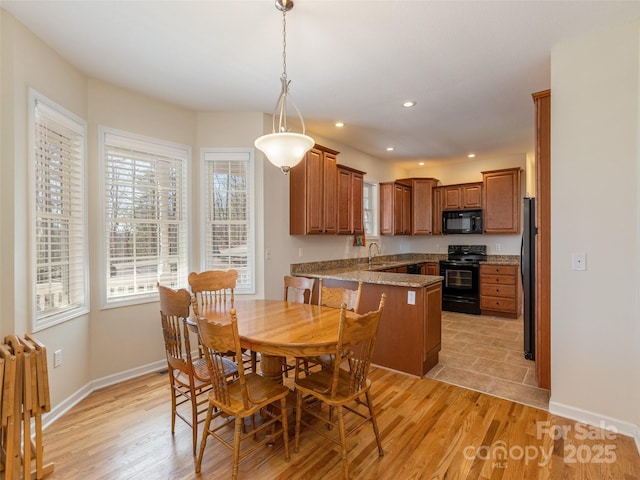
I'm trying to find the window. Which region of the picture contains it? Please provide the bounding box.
[363,180,379,238]
[29,90,89,331]
[201,149,255,294]
[100,128,190,307]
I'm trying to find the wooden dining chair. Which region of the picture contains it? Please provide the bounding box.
[283,275,315,304]
[188,270,257,373]
[283,276,316,377]
[195,310,290,480]
[158,283,238,455]
[294,293,386,479]
[301,279,364,374]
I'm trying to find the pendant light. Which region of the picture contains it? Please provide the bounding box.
[254,0,314,174]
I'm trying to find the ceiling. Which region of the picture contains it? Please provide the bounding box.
[4,0,640,170]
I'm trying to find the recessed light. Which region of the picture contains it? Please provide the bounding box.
[468,153,476,158]
[386,147,395,152]
[418,162,425,166]
[335,121,344,128]
[402,100,416,108]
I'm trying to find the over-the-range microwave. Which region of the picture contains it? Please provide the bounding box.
[442,209,483,234]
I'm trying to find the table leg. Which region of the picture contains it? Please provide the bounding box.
[259,354,284,383]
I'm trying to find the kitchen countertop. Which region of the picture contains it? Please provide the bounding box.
[290,252,520,288]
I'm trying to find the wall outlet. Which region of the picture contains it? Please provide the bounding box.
[495,243,501,252]
[572,252,586,271]
[265,248,271,260]
[54,349,62,368]
[298,247,304,258]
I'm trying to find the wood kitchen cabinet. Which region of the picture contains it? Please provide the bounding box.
[422,262,439,275]
[290,144,338,235]
[432,186,443,235]
[482,167,522,234]
[442,182,483,210]
[397,177,439,234]
[336,165,365,235]
[380,182,411,235]
[480,264,521,318]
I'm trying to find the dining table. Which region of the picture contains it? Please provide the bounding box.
[193,299,348,383]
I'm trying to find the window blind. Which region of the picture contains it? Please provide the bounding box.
[32,94,89,329]
[202,150,254,294]
[102,130,189,304]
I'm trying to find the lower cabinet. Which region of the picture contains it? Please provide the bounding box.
[480,264,521,318]
[423,262,439,275]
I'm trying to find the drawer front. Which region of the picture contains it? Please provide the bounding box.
[480,274,516,286]
[480,284,516,298]
[480,296,516,312]
[481,265,517,276]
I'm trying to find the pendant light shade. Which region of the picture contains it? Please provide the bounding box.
[255,0,314,174]
[255,132,314,174]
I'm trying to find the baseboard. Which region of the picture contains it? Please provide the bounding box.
[549,399,640,456]
[42,359,166,431]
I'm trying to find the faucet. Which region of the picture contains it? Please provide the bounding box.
[368,242,380,264]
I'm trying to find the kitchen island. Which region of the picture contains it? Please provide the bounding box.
[293,263,443,377]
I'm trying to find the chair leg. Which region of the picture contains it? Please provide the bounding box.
[280,397,290,462]
[294,391,303,453]
[337,406,349,479]
[195,402,214,473]
[232,416,243,480]
[190,386,198,455]
[365,390,384,457]
[170,386,177,434]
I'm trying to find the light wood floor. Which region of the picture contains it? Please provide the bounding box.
[40,368,639,479]
[426,311,550,409]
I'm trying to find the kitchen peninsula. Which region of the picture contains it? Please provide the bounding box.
[292,257,443,377]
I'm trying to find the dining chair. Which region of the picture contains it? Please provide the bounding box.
[188,270,257,373]
[282,275,316,377]
[301,279,364,374]
[158,283,238,455]
[293,293,386,479]
[195,310,290,480]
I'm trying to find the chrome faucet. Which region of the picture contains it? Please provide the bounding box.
[368,242,380,264]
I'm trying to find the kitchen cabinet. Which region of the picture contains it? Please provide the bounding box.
[432,186,443,235]
[422,262,439,276]
[290,144,338,235]
[336,165,366,235]
[397,178,439,235]
[320,278,442,377]
[482,167,521,234]
[380,182,411,235]
[442,182,482,210]
[480,264,521,318]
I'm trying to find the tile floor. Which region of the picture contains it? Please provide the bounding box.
[425,310,550,410]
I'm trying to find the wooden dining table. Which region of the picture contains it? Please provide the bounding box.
[194,299,347,383]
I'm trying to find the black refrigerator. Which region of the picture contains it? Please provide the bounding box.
[521,197,536,360]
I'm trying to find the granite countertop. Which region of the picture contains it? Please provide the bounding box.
[300,268,443,288]
[290,252,520,287]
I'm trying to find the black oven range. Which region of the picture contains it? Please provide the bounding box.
[439,245,487,315]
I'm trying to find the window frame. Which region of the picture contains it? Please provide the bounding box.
[363,179,380,240]
[199,148,256,295]
[98,126,191,309]
[28,89,90,332]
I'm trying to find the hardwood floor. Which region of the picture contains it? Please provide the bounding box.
[426,311,550,409]
[40,368,640,479]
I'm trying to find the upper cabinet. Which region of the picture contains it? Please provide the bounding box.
[380,182,411,235]
[336,165,366,235]
[442,182,482,210]
[482,167,522,234]
[397,178,439,235]
[290,145,338,235]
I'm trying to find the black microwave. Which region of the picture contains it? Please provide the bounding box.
[442,209,483,234]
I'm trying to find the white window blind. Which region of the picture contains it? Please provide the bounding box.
[363,181,379,238]
[31,91,89,330]
[101,129,189,306]
[202,149,255,294]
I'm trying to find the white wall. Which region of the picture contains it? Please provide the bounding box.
[549,20,640,441]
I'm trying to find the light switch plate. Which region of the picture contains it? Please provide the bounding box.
[407,290,416,305]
